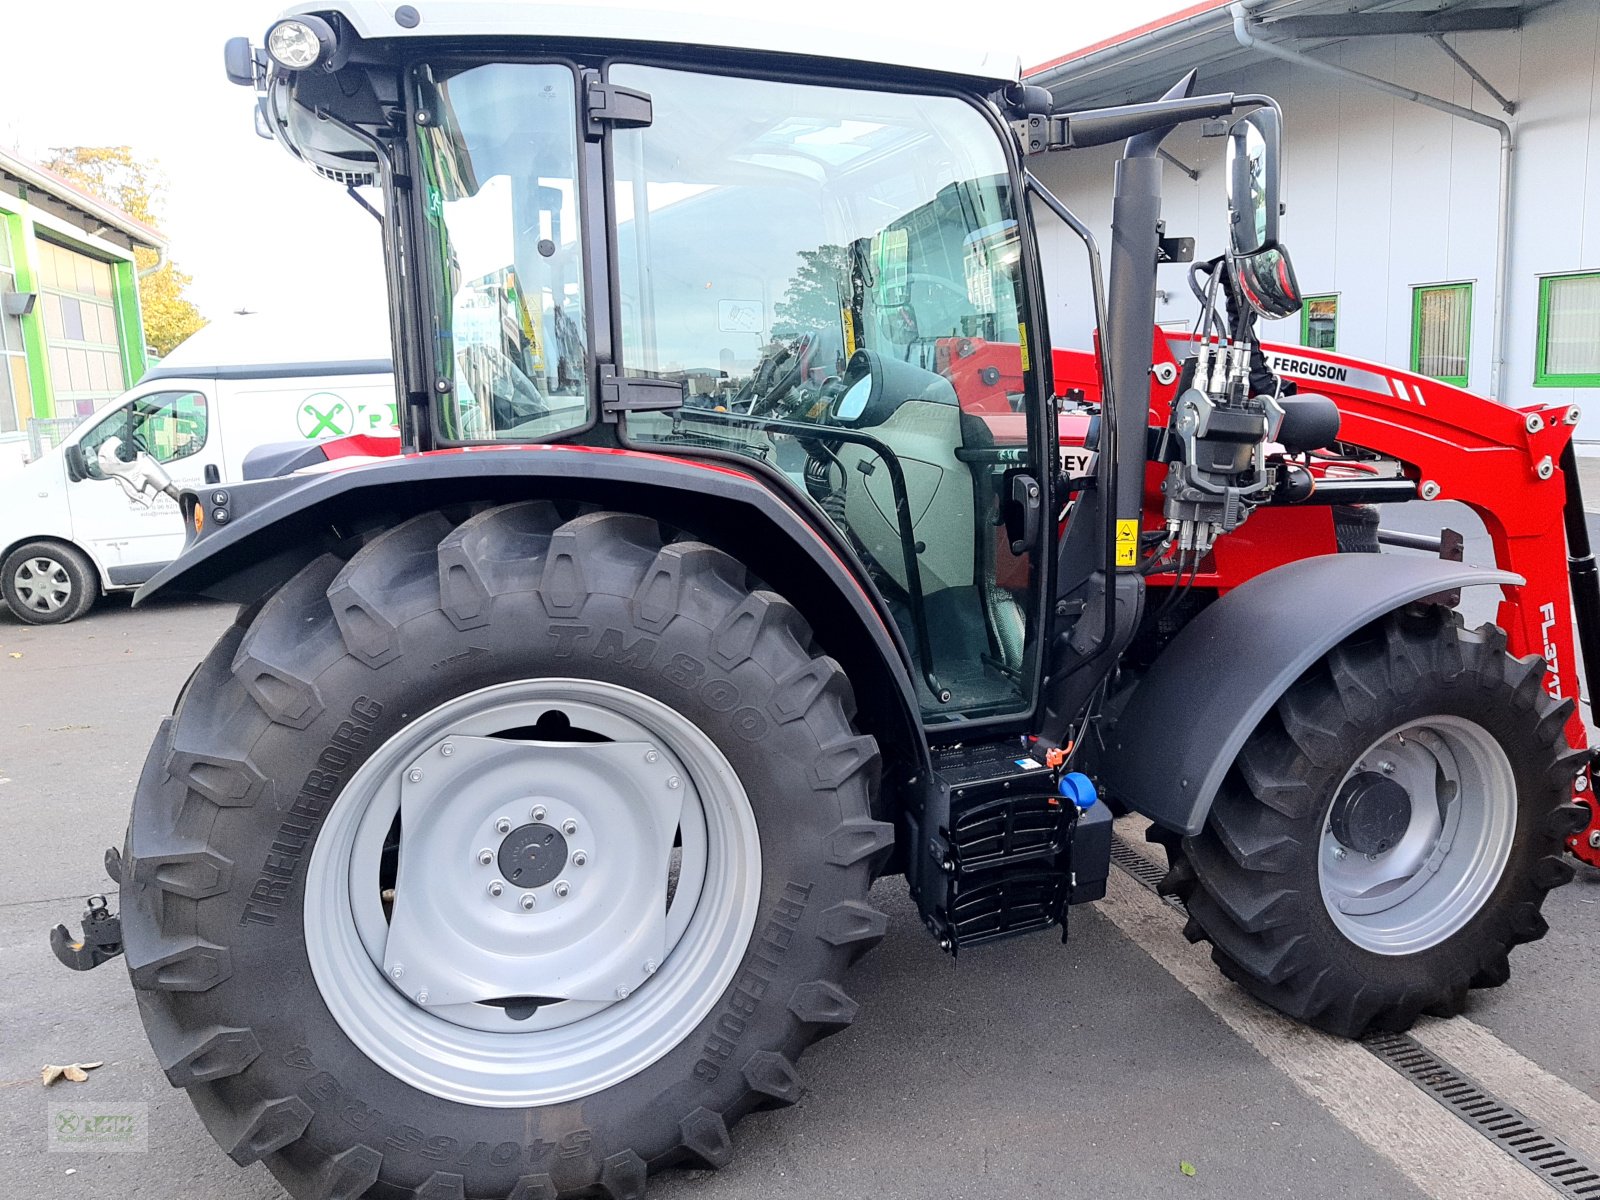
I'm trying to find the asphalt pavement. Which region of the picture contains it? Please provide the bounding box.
[3,514,1600,1199]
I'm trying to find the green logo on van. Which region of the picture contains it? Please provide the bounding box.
[299,394,352,439]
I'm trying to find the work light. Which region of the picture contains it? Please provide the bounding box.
[266,16,336,70]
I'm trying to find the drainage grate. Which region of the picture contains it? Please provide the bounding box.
[1108,836,1184,910]
[1363,1032,1600,1195]
[1112,833,1600,1196]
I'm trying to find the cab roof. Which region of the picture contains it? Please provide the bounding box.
[283,0,1021,84]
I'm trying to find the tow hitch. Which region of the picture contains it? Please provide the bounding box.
[49,848,125,972]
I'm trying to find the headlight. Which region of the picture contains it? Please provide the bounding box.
[266,16,336,70]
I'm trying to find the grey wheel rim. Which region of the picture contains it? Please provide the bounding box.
[303,678,762,1107]
[12,556,72,615]
[1318,715,1516,956]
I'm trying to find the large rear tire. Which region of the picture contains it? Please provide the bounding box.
[120,504,890,1198]
[1161,606,1583,1037]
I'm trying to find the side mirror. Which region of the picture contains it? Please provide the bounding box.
[1233,245,1303,321]
[63,443,88,482]
[1225,109,1281,256]
[96,437,181,507]
[1225,108,1302,320]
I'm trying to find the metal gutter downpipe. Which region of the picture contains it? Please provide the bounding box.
[1229,2,1515,401]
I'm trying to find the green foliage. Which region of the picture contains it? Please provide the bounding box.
[771,243,852,340]
[43,146,207,357]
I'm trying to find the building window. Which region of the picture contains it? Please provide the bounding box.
[36,238,123,417]
[1301,294,1337,350]
[1536,272,1600,387]
[1411,283,1472,386]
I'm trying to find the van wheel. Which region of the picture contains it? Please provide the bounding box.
[2,540,98,624]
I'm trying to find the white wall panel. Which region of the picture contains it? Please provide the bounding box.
[1028,0,1600,441]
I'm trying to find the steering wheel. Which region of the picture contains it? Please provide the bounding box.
[734,334,814,418]
[878,273,973,344]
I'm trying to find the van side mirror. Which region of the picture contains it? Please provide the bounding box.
[64,444,88,482]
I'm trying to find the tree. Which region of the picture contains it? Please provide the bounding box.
[771,243,853,340]
[42,146,206,357]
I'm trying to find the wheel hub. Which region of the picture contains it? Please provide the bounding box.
[497,822,570,889]
[381,733,687,1009]
[13,557,71,614]
[304,680,761,1107]
[1319,716,1516,955]
[1329,771,1412,855]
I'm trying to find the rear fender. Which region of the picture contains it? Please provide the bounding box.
[139,445,927,781]
[1100,554,1521,836]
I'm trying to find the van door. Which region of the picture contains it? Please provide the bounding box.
[68,385,220,586]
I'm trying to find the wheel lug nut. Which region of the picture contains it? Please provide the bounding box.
[645,750,659,764]
[496,818,511,834]
[616,985,631,1000]
[1379,760,1396,774]
[440,743,455,757]
[532,805,546,821]
[391,963,404,979]
[554,881,570,898]
[667,776,681,790]
[489,881,504,897]
[1333,847,1347,861]
[573,851,588,867]
[644,959,658,974]
[407,769,423,784]
[416,990,429,1005]
[477,849,493,866]
[520,893,536,910]
[563,819,578,835]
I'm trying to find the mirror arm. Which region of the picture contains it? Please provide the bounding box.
[1015,88,1238,156]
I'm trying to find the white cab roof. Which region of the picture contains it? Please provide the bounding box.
[282,0,1020,83]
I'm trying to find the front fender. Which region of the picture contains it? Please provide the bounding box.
[1101,554,1522,836]
[137,445,926,772]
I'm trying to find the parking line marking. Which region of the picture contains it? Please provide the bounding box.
[1098,867,1551,1200]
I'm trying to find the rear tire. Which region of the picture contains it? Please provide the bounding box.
[1161,606,1584,1037]
[2,539,98,624]
[121,504,890,1198]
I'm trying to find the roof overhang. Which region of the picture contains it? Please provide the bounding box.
[1026,0,1539,107]
[0,147,166,256]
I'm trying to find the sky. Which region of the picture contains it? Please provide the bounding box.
[0,0,1180,338]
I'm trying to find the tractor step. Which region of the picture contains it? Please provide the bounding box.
[908,739,1109,954]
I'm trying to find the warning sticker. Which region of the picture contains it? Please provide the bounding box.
[1115,518,1139,567]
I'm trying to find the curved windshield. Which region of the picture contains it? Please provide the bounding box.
[612,66,1038,721]
[416,63,589,441]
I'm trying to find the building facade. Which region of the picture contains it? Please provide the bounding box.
[1025,0,1600,443]
[0,148,164,439]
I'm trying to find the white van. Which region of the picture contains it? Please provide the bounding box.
[0,321,394,624]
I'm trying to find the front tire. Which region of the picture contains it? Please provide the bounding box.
[2,539,98,624]
[121,505,890,1198]
[1164,606,1583,1037]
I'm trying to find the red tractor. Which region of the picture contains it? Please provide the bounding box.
[50,5,1595,1197]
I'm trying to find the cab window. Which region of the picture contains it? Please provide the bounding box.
[80,390,209,475]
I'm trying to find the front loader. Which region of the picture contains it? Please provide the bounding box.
[47,5,1595,1196]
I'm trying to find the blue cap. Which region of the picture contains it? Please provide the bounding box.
[1058,771,1098,811]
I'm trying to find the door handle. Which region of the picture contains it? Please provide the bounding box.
[1006,473,1043,554]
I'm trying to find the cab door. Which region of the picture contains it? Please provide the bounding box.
[67,384,218,585]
